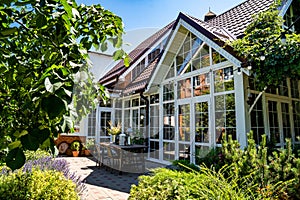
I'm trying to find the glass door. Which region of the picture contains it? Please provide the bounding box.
[98,109,112,143]
[193,100,210,165]
[267,99,292,147]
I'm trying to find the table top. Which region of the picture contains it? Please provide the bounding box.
[100,142,147,150]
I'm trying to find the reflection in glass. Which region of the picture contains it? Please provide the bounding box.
[178,104,190,141]
[214,67,234,93]
[177,78,192,99]
[195,102,209,143]
[193,73,210,96]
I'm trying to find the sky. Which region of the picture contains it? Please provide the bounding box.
[77,0,246,31]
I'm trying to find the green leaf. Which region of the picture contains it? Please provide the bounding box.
[61,0,72,18]
[8,141,21,150]
[1,27,17,36]
[113,49,125,61]
[41,95,66,119]
[101,42,108,52]
[36,14,47,28]
[13,130,28,138]
[124,54,131,67]
[45,77,53,92]
[6,148,26,170]
[21,134,39,151]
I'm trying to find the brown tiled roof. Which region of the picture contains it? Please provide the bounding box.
[207,0,274,38]
[100,0,277,94]
[122,56,160,95]
[99,21,175,85]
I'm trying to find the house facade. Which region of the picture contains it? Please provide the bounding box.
[83,0,300,165]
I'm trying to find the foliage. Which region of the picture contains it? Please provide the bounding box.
[70,141,80,151]
[231,1,300,90]
[221,132,300,199]
[107,121,122,135]
[0,0,129,170]
[129,166,260,200]
[196,147,224,170]
[171,160,200,172]
[1,156,87,196]
[24,148,51,161]
[0,168,79,200]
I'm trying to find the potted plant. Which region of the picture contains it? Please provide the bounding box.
[107,121,121,143]
[70,141,80,157]
[83,139,94,156]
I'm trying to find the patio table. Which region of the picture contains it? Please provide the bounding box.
[99,142,147,174]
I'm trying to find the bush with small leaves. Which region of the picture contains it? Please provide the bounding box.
[0,168,79,200]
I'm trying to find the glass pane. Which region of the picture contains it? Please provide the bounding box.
[279,80,288,97]
[195,102,209,143]
[195,145,210,165]
[163,142,175,161]
[215,94,236,143]
[291,79,299,98]
[163,103,175,140]
[163,83,174,101]
[100,112,111,137]
[124,109,130,130]
[250,95,265,144]
[293,101,300,140]
[281,102,291,140]
[177,78,192,99]
[200,43,210,68]
[268,101,280,144]
[178,104,190,141]
[212,48,226,64]
[179,143,190,160]
[214,67,234,93]
[150,105,159,139]
[193,73,210,96]
[150,141,159,159]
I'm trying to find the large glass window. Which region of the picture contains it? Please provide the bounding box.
[291,79,299,98]
[214,67,234,93]
[215,93,236,143]
[87,110,96,137]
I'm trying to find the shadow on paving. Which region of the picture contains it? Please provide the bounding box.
[81,158,143,193]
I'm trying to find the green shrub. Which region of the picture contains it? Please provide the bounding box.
[24,149,51,161]
[129,166,260,200]
[171,160,200,172]
[221,132,300,199]
[0,168,79,200]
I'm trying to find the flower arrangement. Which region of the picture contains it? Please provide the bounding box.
[107,121,121,135]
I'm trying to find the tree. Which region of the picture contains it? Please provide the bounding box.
[0,0,129,170]
[231,1,300,90]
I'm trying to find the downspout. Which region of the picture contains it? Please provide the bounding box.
[140,90,149,145]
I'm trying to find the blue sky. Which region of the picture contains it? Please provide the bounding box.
[77,0,245,31]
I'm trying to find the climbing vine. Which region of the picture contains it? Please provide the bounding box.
[231,1,300,90]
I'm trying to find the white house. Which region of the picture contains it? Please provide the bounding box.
[84,0,300,165]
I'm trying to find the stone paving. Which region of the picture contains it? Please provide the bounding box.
[57,157,164,200]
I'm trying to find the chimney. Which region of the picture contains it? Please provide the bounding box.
[204,8,216,21]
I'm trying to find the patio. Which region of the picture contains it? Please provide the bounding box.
[56,156,165,200]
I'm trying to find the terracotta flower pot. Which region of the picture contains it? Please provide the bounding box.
[72,151,79,157]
